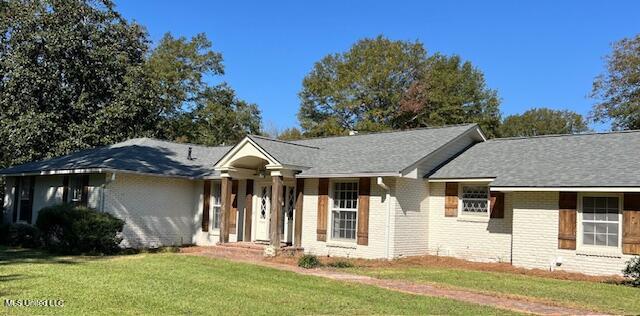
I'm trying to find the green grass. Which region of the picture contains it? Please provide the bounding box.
[0,248,517,315]
[350,266,639,314]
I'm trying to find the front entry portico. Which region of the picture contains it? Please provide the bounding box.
[213,136,306,249]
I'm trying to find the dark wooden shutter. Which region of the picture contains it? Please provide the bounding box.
[489,191,504,218]
[294,178,304,247]
[317,178,329,241]
[357,177,371,245]
[244,179,254,242]
[80,174,90,207]
[62,176,69,203]
[202,180,211,232]
[229,180,238,232]
[444,182,458,217]
[12,177,19,223]
[558,192,577,250]
[623,193,640,255]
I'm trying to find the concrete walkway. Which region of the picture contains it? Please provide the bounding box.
[181,246,606,316]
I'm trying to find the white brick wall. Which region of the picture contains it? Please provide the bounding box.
[103,173,196,248]
[427,182,513,263]
[32,175,65,222]
[512,191,633,276]
[391,177,429,257]
[301,178,391,259]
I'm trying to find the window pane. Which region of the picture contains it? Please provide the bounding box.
[583,212,594,220]
[608,233,618,247]
[583,222,595,233]
[332,210,356,239]
[583,233,594,245]
[461,186,488,214]
[595,233,606,246]
[212,182,222,206]
[212,207,221,229]
[583,197,594,209]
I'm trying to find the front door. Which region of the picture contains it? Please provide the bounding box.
[255,185,271,241]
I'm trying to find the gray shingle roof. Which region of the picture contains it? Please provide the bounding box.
[0,138,232,179]
[0,124,480,179]
[290,124,478,176]
[247,135,319,168]
[428,130,640,187]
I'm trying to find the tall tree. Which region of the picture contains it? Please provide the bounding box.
[499,108,589,137]
[298,36,501,137]
[591,34,640,130]
[298,36,426,136]
[0,0,261,169]
[0,0,161,167]
[147,33,223,119]
[188,84,261,146]
[147,33,260,144]
[398,54,501,137]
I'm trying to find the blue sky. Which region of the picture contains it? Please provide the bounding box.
[115,0,639,132]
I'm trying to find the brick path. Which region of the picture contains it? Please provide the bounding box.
[181,246,606,315]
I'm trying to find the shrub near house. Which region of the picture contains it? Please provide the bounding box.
[36,204,125,255]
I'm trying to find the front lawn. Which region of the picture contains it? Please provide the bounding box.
[0,247,516,315]
[350,266,639,314]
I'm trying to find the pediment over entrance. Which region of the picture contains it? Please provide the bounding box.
[214,137,281,171]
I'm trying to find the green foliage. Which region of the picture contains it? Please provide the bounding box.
[398,54,501,137]
[36,204,125,255]
[297,254,321,269]
[0,223,42,248]
[187,84,261,146]
[623,256,640,287]
[277,127,305,141]
[0,0,162,168]
[499,108,589,137]
[591,34,640,130]
[298,35,501,137]
[0,1,260,169]
[326,260,354,268]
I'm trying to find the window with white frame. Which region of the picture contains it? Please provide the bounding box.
[461,186,489,215]
[331,182,358,240]
[582,196,619,247]
[212,181,222,229]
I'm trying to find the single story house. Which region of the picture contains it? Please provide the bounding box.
[2,123,639,276]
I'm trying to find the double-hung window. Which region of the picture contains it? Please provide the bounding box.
[331,182,358,240]
[212,181,222,230]
[461,186,489,216]
[582,196,619,248]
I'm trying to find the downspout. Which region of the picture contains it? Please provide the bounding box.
[376,177,392,260]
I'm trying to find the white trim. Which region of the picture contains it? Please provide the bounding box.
[213,137,281,170]
[296,172,400,179]
[491,187,640,192]
[576,192,624,256]
[429,178,495,183]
